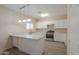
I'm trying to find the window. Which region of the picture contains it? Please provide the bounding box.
[26,22,34,29]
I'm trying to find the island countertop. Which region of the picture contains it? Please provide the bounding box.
[10,32,46,40]
[11,32,46,55]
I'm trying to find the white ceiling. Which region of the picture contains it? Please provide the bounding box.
[2,4,67,20]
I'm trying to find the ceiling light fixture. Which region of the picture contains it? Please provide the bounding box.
[40,13,49,17]
[26,4,32,22]
[27,18,31,22]
[23,19,26,22]
[18,4,32,23]
[18,20,22,23]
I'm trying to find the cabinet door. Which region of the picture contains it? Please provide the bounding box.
[18,38,31,53]
[54,32,66,43]
[13,37,19,48]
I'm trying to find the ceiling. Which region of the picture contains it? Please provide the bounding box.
[2,4,67,20]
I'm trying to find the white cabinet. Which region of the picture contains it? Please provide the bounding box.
[54,32,67,45]
[12,36,45,55]
[12,37,19,47]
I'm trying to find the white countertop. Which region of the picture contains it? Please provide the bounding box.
[10,32,46,40]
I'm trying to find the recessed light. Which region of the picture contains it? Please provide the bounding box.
[40,13,49,17]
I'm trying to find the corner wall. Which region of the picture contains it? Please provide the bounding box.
[0,5,28,51]
[67,4,79,55]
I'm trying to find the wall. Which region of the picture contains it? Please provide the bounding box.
[0,5,36,51]
[67,5,79,55]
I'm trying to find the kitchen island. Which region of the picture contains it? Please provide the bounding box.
[10,32,46,55]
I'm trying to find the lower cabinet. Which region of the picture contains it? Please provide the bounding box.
[12,36,45,55]
[12,37,19,48]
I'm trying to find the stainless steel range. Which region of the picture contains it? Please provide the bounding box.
[46,30,54,41]
[46,24,55,41]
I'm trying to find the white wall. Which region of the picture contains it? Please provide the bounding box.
[0,5,28,51]
[67,5,79,55]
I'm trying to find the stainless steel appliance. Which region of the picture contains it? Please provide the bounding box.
[46,30,54,41]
